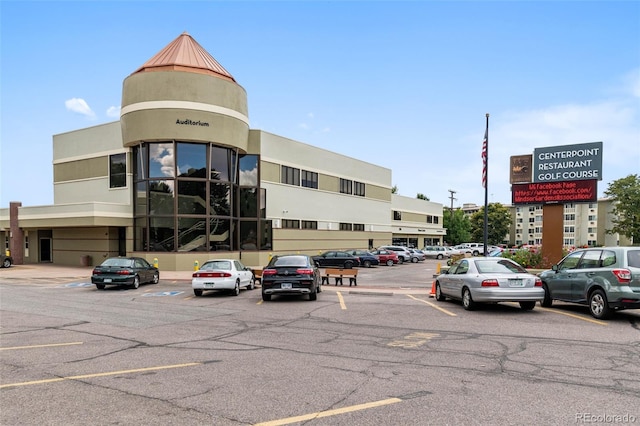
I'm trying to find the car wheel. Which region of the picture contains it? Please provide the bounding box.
[589,289,611,319]
[2,258,11,268]
[519,301,536,311]
[462,287,476,311]
[344,261,354,269]
[411,257,418,263]
[363,260,372,268]
[437,254,443,260]
[96,283,105,290]
[132,276,140,289]
[541,283,553,307]
[248,279,255,290]
[262,292,271,301]
[472,250,480,256]
[435,282,446,301]
[397,257,404,265]
[233,280,240,296]
[386,259,394,266]
[152,272,160,284]
[194,289,203,297]
[309,289,317,301]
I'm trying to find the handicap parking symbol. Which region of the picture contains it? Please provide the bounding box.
[142,291,184,297]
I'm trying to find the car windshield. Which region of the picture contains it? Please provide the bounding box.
[102,258,133,267]
[201,261,232,270]
[476,259,527,274]
[271,256,308,267]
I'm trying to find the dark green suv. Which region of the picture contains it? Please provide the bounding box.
[539,247,640,319]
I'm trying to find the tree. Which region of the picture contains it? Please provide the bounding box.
[443,208,471,245]
[391,185,398,194]
[469,203,511,245]
[604,174,640,243]
[416,193,430,201]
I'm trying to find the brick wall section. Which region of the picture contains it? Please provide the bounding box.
[9,202,24,264]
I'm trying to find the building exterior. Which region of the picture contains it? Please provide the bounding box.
[0,32,444,269]
[508,199,630,248]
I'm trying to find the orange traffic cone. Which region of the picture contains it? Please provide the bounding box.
[429,280,436,298]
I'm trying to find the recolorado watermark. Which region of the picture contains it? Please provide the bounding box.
[576,413,637,424]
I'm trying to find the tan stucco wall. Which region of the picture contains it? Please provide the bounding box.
[260,160,280,183]
[121,71,249,151]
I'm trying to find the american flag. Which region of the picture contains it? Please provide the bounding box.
[481,128,488,188]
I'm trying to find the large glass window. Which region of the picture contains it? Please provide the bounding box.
[149,180,175,215]
[177,217,207,252]
[177,181,206,215]
[109,153,127,188]
[239,155,258,186]
[301,170,318,189]
[149,143,175,178]
[177,143,206,178]
[134,144,270,253]
[340,178,352,194]
[211,146,232,181]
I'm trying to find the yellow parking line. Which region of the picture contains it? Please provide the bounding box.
[537,306,608,325]
[337,291,347,310]
[255,397,402,426]
[0,342,83,351]
[406,295,457,316]
[256,300,263,305]
[0,362,202,389]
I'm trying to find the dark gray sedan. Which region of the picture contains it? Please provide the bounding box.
[435,257,544,311]
[91,257,159,290]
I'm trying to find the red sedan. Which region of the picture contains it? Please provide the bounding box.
[371,249,399,266]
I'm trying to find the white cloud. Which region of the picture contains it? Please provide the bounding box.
[65,98,96,119]
[106,106,121,118]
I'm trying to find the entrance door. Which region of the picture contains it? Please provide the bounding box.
[40,238,52,262]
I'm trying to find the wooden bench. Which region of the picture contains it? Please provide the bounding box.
[252,268,263,286]
[322,268,358,286]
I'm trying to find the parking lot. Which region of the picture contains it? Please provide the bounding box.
[1,260,639,425]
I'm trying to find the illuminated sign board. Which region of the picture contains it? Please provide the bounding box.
[510,154,533,184]
[533,141,602,183]
[512,180,597,205]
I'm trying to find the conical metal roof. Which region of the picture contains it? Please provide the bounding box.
[132,32,236,82]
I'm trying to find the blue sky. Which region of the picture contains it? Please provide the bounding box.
[1,1,639,209]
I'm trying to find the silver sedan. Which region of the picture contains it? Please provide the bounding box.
[435,257,544,311]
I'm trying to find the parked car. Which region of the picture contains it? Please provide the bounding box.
[453,245,473,255]
[312,251,360,269]
[1,253,12,268]
[461,243,485,256]
[371,249,399,266]
[91,257,159,290]
[192,259,255,297]
[422,246,449,260]
[435,257,544,311]
[261,254,321,301]
[345,249,380,268]
[443,246,462,257]
[407,248,426,263]
[378,246,412,264]
[539,247,640,319]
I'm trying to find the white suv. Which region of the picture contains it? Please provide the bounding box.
[462,243,484,256]
[378,246,412,264]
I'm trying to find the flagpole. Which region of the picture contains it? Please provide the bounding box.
[483,113,489,256]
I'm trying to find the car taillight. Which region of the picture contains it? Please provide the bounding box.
[481,279,499,287]
[193,271,232,278]
[296,268,314,275]
[116,270,132,275]
[612,269,631,283]
[92,269,100,275]
[534,278,543,287]
[262,269,277,276]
